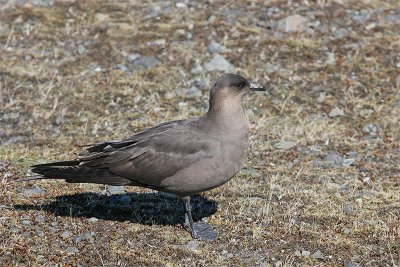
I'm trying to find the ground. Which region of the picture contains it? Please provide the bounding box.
[0,0,399,266]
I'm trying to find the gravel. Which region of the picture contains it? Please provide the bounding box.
[204,55,235,72]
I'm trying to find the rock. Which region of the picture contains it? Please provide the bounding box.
[62,230,73,239]
[332,28,348,39]
[275,141,296,150]
[265,63,282,74]
[326,52,336,65]
[183,86,202,97]
[66,246,79,254]
[75,232,95,244]
[343,204,354,215]
[3,136,29,145]
[207,42,227,53]
[77,45,85,55]
[342,158,356,167]
[311,250,324,260]
[35,215,45,223]
[191,65,203,74]
[240,168,262,178]
[204,55,235,72]
[325,152,343,167]
[301,250,311,256]
[21,187,46,196]
[329,107,344,117]
[363,124,378,135]
[130,56,160,71]
[277,14,308,32]
[294,250,302,256]
[343,228,352,235]
[21,220,31,226]
[344,260,361,267]
[317,92,326,103]
[107,186,125,195]
[88,217,99,223]
[186,240,199,252]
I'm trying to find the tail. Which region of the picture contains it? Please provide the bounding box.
[19,160,130,185]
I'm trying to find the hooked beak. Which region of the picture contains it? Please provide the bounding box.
[249,82,266,91]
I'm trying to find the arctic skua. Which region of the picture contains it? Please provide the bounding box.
[28,73,266,239]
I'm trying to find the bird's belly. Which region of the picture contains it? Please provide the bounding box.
[160,142,248,196]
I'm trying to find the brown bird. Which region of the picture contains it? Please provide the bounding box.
[29,73,265,239]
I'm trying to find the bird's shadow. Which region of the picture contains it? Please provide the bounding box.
[14,192,218,226]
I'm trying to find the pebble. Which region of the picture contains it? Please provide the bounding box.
[186,240,199,252]
[204,55,235,72]
[363,124,378,135]
[301,250,311,256]
[20,187,47,196]
[325,151,343,167]
[35,215,45,223]
[75,231,95,244]
[277,14,308,32]
[21,220,31,226]
[207,42,227,53]
[311,250,324,259]
[66,246,79,254]
[343,204,354,215]
[344,260,361,267]
[130,56,160,71]
[62,230,73,239]
[88,217,99,223]
[274,141,296,150]
[329,107,344,117]
[265,63,283,74]
[183,86,202,97]
[107,186,125,195]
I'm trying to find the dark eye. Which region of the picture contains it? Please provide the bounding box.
[236,82,244,88]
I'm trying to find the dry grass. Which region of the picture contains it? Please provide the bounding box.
[1,0,399,266]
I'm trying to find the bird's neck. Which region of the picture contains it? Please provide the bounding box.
[205,97,248,132]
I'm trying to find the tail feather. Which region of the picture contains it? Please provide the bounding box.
[29,160,131,186]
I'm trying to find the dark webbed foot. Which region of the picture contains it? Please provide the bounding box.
[182,196,218,240]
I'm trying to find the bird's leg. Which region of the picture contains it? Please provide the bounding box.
[182,196,197,238]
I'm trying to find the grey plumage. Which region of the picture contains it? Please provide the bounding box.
[30,73,266,238]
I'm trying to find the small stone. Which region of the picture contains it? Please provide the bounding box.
[88,217,99,223]
[344,260,361,267]
[55,115,64,126]
[311,250,324,259]
[207,42,227,53]
[62,230,73,239]
[342,158,356,166]
[183,86,202,97]
[326,52,336,65]
[66,246,79,254]
[10,226,20,233]
[35,215,45,223]
[325,152,343,166]
[343,204,354,215]
[21,187,46,196]
[332,28,348,39]
[265,63,282,74]
[75,232,94,244]
[107,186,125,195]
[77,45,85,54]
[21,220,31,226]
[329,107,344,117]
[343,228,352,235]
[363,124,378,135]
[131,56,160,71]
[365,23,376,31]
[302,250,311,256]
[277,14,307,32]
[317,92,326,103]
[274,141,296,150]
[204,55,235,72]
[191,65,203,74]
[186,240,199,251]
[294,250,302,256]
